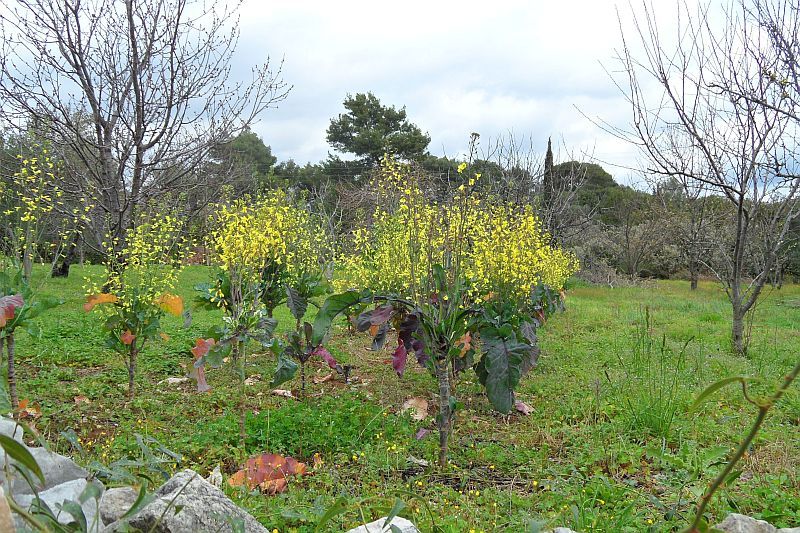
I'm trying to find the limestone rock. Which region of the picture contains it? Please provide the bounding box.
[15,478,103,531]
[0,417,24,443]
[346,516,419,533]
[99,486,139,525]
[15,447,88,495]
[1,446,88,496]
[715,514,800,533]
[102,469,267,532]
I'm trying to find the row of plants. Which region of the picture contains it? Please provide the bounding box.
[3,157,579,464]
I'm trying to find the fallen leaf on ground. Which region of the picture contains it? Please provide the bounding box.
[414,428,430,440]
[244,374,261,386]
[18,400,41,419]
[401,397,428,421]
[312,373,335,384]
[514,400,533,415]
[73,396,90,405]
[272,389,297,399]
[228,452,307,494]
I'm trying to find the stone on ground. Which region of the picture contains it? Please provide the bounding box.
[99,486,139,525]
[715,513,800,533]
[101,469,267,532]
[346,516,419,533]
[14,478,104,532]
[0,417,24,443]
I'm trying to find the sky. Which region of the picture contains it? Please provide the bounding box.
[229,1,668,185]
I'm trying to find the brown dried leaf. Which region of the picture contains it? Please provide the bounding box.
[228,452,307,494]
[272,389,297,399]
[514,400,533,416]
[312,373,335,384]
[401,397,428,421]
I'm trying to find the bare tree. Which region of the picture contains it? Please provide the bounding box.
[0,0,289,256]
[478,133,595,243]
[613,1,800,354]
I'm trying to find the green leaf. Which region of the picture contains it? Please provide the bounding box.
[690,376,755,412]
[478,325,529,414]
[311,291,370,346]
[0,368,11,415]
[0,433,44,485]
[383,498,406,529]
[286,285,309,322]
[314,496,348,532]
[271,350,299,387]
[60,500,87,531]
[121,483,152,519]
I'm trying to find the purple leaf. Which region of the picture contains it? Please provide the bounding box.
[414,428,430,440]
[392,340,408,377]
[355,304,394,332]
[313,346,338,369]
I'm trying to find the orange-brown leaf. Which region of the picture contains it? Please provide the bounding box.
[120,329,136,345]
[456,331,472,357]
[228,452,307,493]
[191,338,216,359]
[155,293,184,316]
[83,293,118,312]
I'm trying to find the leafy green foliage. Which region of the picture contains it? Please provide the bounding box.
[326,92,430,167]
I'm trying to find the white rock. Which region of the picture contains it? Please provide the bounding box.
[552,528,579,533]
[715,513,800,533]
[158,377,189,385]
[15,478,104,531]
[102,469,267,532]
[347,516,419,533]
[206,465,222,488]
[99,486,139,525]
[1,446,88,496]
[0,417,24,443]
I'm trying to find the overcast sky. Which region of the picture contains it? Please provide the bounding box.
[234,1,662,185]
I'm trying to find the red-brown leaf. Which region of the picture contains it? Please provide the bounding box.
[120,329,136,345]
[228,452,307,494]
[0,294,24,328]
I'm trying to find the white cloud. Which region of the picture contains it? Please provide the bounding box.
[231,0,691,184]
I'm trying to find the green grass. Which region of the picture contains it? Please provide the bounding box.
[11,266,800,531]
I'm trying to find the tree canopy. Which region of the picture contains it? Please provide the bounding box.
[326,92,430,167]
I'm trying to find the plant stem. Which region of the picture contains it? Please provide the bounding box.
[686,358,800,532]
[6,335,17,412]
[239,345,247,451]
[301,362,306,399]
[127,347,138,401]
[435,357,452,468]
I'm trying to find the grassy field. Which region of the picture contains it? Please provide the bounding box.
[12,265,800,531]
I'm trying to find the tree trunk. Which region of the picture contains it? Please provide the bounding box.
[7,335,18,413]
[690,272,698,291]
[732,307,746,357]
[435,357,452,468]
[22,250,32,282]
[52,231,81,278]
